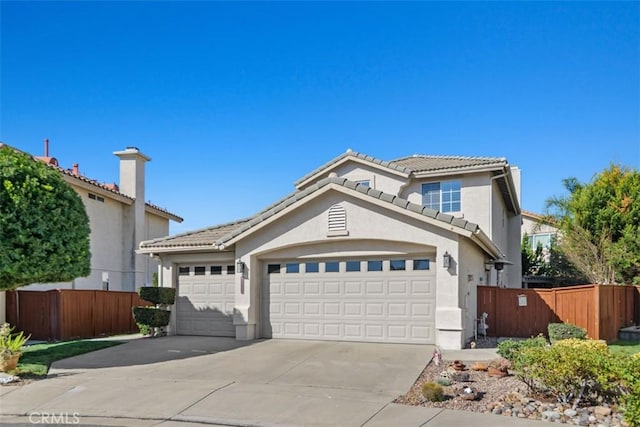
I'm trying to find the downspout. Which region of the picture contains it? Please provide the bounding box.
[488,171,507,286]
[397,173,414,199]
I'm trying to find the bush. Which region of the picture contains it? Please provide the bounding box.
[618,353,640,426]
[548,322,587,343]
[136,323,152,336]
[138,287,176,306]
[421,382,444,402]
[514,338,621,407]
[497,335,548,361]
[132,307,171,328]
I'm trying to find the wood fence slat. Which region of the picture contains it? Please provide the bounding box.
[6,289,145,341]
[478,284,640,343]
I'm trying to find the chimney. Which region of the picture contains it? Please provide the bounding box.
[44,138,49,157]
[113,147,151,291]
[72,163,79,176]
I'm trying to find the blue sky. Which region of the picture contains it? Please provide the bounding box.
[1,1,638,234]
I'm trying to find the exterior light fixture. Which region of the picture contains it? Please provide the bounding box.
[443,251,451,269]
[236,259,245,274]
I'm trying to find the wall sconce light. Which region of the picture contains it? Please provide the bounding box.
[443,251,451,269]
[484,262,493,272]
[236,259,245,274]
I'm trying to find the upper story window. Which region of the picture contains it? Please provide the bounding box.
[529,233,554,249]
[422,181,461,213]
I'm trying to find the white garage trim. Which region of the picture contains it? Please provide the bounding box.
[176,263,236,337]
[262,257,436,344]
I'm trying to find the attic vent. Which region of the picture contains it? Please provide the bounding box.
[327,204,349,237]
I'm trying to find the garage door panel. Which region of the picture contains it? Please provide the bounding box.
[177,265,235,337]
[263,258,436,344]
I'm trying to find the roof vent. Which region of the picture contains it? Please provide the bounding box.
[327,204,349,237]
[346,148,352,153]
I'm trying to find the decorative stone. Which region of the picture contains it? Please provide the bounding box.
[595,406,612,417]
[564,409,578,417]
[543,410,561,420]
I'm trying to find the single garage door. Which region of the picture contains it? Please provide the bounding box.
[176,263,236,336]
[263,257,436,344]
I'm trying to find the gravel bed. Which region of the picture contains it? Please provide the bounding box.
[395,355,629,426]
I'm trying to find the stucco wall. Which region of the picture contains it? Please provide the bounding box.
[233,187,466,346]
[301,161,407,195]
[522,215,557,236]
[143,212,170,287]
[458,238,487,342]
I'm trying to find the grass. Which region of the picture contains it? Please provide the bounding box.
[14,340,123,377]
[609,339,640,356]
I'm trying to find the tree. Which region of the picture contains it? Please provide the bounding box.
[546,165,640,285]
[521,234,586,285]
[0,145,91,290]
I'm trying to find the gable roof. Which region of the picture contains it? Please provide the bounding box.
[295,150,520,214]
[295,150,412,189]
[140,176,505,260]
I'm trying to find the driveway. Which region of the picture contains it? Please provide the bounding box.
[0,337,434,426]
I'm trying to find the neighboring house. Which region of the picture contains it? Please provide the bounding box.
[521,210,558,250]
[139,150,522,349]
[521,210,559,288]
[9,141,183,292]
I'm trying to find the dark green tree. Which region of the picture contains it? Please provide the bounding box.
[546,164,640,284]
[0,145,91,289]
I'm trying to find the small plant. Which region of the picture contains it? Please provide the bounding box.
[422,382,444,402]
[548,322,587,343]
[136,323,152,336]
[497,335,548,361]
[0,323,30,358]
[0,323,31,371]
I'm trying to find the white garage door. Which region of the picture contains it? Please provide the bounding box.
[263,258,436,344]
[176,263,236,337]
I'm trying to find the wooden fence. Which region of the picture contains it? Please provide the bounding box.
[477,284,639,342]
[6,289,150,341]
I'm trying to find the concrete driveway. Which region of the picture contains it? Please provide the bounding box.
[0,337,434,426]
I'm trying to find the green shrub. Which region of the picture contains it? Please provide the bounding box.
[618,354,640,426]
[136,323,152,336]
[138,287,176,306]
[421,382,444,402]
[514,339,621,407]
[132,307,171,328]
[548,322,587,343]
[497,335,548,361]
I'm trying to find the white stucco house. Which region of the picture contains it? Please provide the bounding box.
[4,141,182,293]
[139,150,522,349]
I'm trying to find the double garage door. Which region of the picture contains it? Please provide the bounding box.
[263,257,436,344]
[176,263,236,336]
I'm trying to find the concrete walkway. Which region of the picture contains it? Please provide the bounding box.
[0,337,542,427]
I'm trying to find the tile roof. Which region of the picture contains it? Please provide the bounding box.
[141,176,484,251]
[0,143,183,222]
[295,150,412,187]
[140,219,251,249]
[389,155,507,173]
